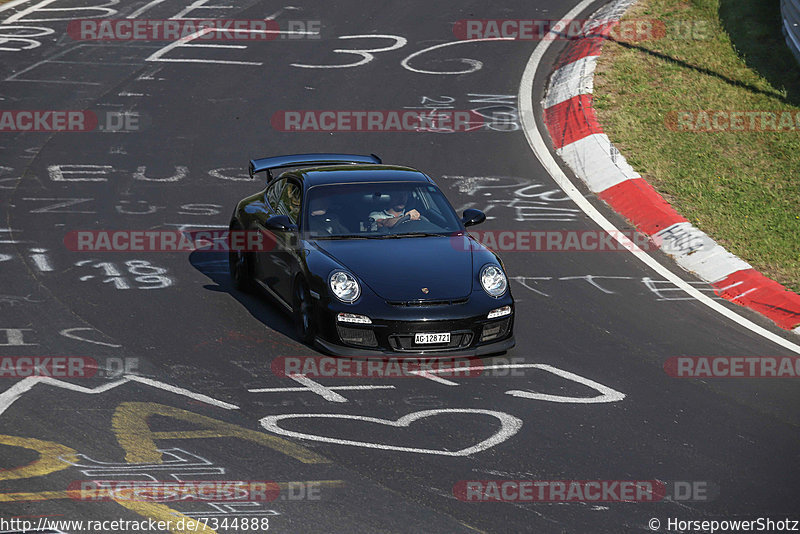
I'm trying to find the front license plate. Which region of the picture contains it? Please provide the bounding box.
[414,332,451,344]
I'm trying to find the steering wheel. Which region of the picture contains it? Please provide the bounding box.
[395,214,412,225]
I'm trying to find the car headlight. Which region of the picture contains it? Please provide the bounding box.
[480,264,508,298]
[329,270,361,303]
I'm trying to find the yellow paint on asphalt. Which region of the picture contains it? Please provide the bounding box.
[112,402,327,464]
[0,490,68,502]
[0,404,332,534]
[0,434,209,534]
[0,434,79,480]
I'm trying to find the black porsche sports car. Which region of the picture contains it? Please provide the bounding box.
[228,153,514,357]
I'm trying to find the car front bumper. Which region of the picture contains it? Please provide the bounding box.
[312,291,515,358]
[314,333,515,358]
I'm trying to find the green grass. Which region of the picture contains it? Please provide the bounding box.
[593,0,800,292]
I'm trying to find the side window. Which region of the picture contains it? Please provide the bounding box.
[266,179,285,211]
[278,181,302,225]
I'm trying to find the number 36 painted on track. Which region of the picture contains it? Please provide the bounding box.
[292,34,514,74]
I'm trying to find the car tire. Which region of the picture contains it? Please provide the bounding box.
[293,279,316,345]
[229,223,255,293]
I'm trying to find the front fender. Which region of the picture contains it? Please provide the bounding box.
[304,242,380,307]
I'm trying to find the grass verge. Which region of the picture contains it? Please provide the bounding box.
[593,0,800,292]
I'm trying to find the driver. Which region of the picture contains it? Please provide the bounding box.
[369,191,421,229]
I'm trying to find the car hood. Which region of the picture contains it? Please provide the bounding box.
[314,235,473,301]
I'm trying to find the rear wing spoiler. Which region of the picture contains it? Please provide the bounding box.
[248,153,382,180]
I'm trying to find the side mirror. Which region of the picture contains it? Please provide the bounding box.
[462,208,486,227]
[264,214,298,232]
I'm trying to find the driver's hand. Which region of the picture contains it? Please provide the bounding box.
[408,209,421,221]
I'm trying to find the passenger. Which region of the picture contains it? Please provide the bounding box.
[309,196,348,235]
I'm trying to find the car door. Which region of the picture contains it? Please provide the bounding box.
[270,179,303,305]
[253,178,289,305]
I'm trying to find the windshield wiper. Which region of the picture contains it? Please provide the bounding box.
[377,232,446,238]
[314,234,371,240]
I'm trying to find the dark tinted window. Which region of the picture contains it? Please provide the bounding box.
[304,182,462,237]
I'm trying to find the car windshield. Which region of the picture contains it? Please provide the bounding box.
[304,181,464,238]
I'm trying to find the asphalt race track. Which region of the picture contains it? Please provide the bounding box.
[1,0,799,532]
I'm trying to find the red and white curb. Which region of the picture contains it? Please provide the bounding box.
[541,0,800,334]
